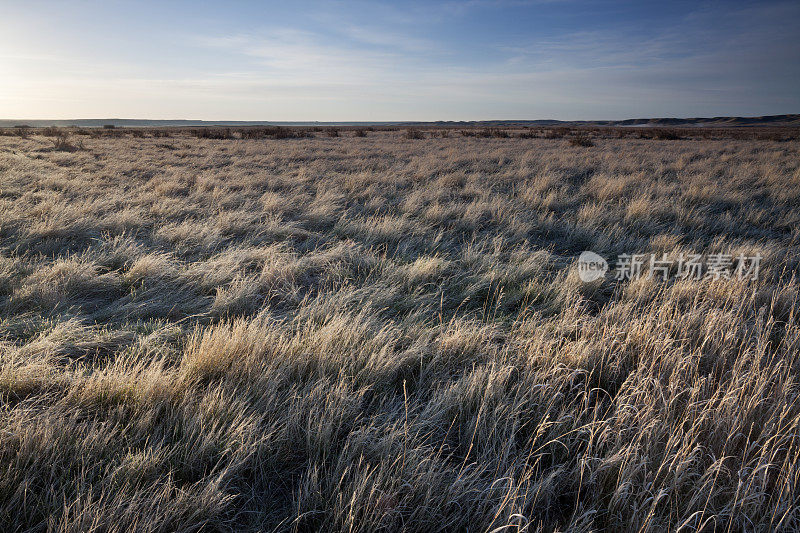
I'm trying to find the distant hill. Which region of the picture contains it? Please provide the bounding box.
[1,114,798,128]
[417,114,800,128]
[609,115,800,127]
[0,119,378,128]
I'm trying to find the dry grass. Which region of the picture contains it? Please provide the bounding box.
[1,130,799,531]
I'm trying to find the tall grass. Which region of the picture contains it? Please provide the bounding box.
[0,131,799,531]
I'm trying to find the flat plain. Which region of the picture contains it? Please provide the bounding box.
[1,128,799,531]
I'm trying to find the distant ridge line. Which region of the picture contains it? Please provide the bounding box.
[1,114,798,128]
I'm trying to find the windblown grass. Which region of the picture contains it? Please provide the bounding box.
[0,131,799,531]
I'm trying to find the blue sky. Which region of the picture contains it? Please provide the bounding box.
[1,0,798,120]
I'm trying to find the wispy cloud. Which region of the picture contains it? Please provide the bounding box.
[1,0,797,120]
[342,25,439,53]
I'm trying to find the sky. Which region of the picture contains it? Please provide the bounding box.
[1,0,798,121]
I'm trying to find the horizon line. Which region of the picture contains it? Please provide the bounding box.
[2,113,798,125]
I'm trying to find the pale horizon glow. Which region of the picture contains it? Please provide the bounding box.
[1,0,798,121]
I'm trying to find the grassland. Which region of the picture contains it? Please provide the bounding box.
[1,128,799,531]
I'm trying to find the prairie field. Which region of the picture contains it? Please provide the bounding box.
[2,129,800,531]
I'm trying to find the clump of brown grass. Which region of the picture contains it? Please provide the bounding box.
[569,132,594,147]
[239,126,310,139]
[192,127,234,140]
[49,131,81,151]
